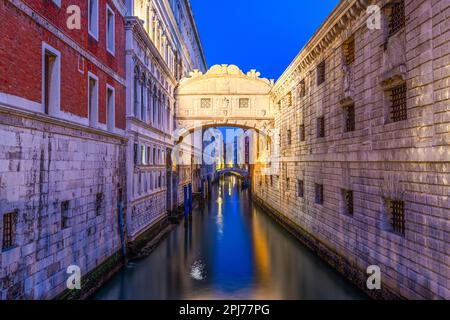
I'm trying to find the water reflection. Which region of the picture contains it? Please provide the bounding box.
[94,175,366,300]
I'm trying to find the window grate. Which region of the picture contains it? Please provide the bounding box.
[61,201,70,229]
[391,83,407,122]
[96,193,103,216]
[2,212,14,250]
[343,190,354,215]
[317,117,325,138]
[299,80,306,98]
[315,184,323,204]
[389,1,405,37]
[286,92,292,107]
[201,98,211,108]
[239,98,249,108]
[389,199,405,235]
[343,36,355,66]
[344,104,355,132]
[287,129,292,145]
[317,61,326,86]
[297,180,304,197]
[299,124,305,141]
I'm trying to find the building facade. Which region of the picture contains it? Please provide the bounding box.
[0,0,127,299]
[253,0,449,299]
[123,0,206,241]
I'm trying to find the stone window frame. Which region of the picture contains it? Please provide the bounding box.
[299,124,306,142]
[341,100,355,133]
[42,42,61,116]
[95,193,104,216]
[239,98,249,108]
[342,189,354,216]
[316,60,326,86]
[286,129,292,146]
[386,0,405,38]
[298,79,306,98]
[315,183,324,205]
[106,84,116,133]
[106,4,115,56]
[297,180,304,198]
[383,198,406,236]
[87,71,99,128]
[2,211,18,251]
[200,98,211,108]
[342,35,355,67]
[317,116,325,138]
[382,79,408,124]
[61,201,70,229]
[88,0,99,41]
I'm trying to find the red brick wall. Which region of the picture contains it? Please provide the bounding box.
[0,0,126,129]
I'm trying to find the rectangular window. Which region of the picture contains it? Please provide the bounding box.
[134,143,138,165]
[344,104,355,132]
[342,190,353,215]
[88,0,99,40]
[390,83,407,122]
[201,98,211,108]
[286,178,290,190]
[315,184,323,205]
[61,201,70,229]
[239,98,249,108]
[106,5,115,55]
[153,147,157,164]
[299,80,306,98]
[299,124,306,142]
[387,199,405,235]
[141,145,146,165]
[95,193,103,216]
[388,0,405,37]
[297,180,304,197]
[270,175,273,187]
[317,116,325,138]
[343,35,355,66]
[286,129,291,145]
[286,92,292,107]
[43,44,60,116]
[2,212,16,250]
[88,73,99,127]
[147,146,151,164]
[317,61,326,86]
[106,86,115,132]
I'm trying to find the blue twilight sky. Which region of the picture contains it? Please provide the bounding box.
[190,0,340,81]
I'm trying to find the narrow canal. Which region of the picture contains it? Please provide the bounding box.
[94,175,366,300]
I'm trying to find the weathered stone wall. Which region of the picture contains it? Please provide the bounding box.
[254,0,449,299]
[0,109,126,299]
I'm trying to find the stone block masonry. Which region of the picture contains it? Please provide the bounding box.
[254,0,449,299]
[0,108,127,299]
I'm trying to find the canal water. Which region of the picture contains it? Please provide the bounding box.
[94,175,366,300]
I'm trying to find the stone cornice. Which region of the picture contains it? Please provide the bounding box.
[126,16,177,86]
[272,0,371,98]
[179,64,274,87]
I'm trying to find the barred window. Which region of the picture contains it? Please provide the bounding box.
[239,98,249,108]
[344,104,355,132]
[297,180,304,198]
[343,36,355,66]
[387,199,405,235]
[61,201,70,229]
[315,184,324,205]
[388,1,405,37]
[2,212,16,250]
[270,175,273,187]
[317,116,325,138]
[287,129,292,145]
[390,83,407,122]
[201,98,211,108]
[299,80,306,98]
[95,193,103,216]
[286,92,292,107]
[342,190,354,215]
[317,61,326,86]
[299,124,306,141]
[286,178,290,190]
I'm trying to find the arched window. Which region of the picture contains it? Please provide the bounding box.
[153,87,158,128]
[147,80,152,125]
